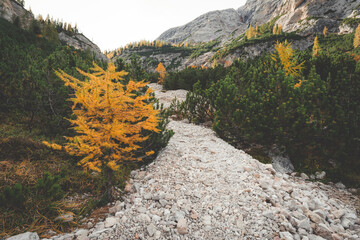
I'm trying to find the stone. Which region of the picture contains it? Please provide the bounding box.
[264,210,275,220]
[297,219,311,231]
[147,224,157,237]
[203,215,212,225]
[300,173,309,180]
[54,212,74,222]
[159,199,168,207]
[177,218,188,235]
[314,223,333,239]
[335,182,345,189]
[308,198,322,211]
[190,210,198,219]
[308,211,323,224]
[288,200,298,211]
[293,211,307,220]
[75,229,89,237]
[331,233,342,240]
[260,180,270,189]
[333,210,345,219]
[124,182,133,192]
[137,213,151,223]
[7,232,40,240]
[137,207,147,213]
[76,236,89,240]
[279,232,294,240]
[104,217,117,228]
[315,171,326,180]
[313,210,325,219]
[271,154,294,174]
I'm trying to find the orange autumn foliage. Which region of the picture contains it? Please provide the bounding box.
[43,63,160,172]
[312,36,321,57]
[354,24,360,49]
[155,62,167,85]
[272,40,304,78]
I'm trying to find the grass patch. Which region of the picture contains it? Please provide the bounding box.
[0,114,132,238]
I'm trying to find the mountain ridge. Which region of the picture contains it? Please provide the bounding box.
[0,0,107,61]
[156,0,360,45]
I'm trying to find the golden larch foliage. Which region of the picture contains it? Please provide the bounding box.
[272,40,305,78]
[273,24,278,35]
[312,36,321,57]
[323,26,328,37]
[43,63,160,172]
[155,62,167,85]
[277,24,283,35]
[354,24,360,49]
[246,24,256,39]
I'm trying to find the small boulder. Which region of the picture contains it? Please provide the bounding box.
[314,223,333,239]
[147,223,157,237]
[7,232,40,240]
[177,218,188,235]
[104,217,117,228]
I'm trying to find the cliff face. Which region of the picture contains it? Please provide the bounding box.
[58,32,108,62]
[0,0,32,28]
[0,0,107,61]
[157,9,246,44]
[157,0,360,44]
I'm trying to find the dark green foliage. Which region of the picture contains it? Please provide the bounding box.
[189,39,221,59]
[35,172,64,201]
[0,18,105,136]
[0,15,174,237]
[175,48,360,187]
[164,65,227,90]
[214,32,303,60]
[0,183,28,209]
[342,18,360,27]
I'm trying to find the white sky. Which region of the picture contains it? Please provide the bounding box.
[25,0,247,52]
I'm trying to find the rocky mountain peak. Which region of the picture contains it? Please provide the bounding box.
[157,0,360,44]
[157,8,245,44]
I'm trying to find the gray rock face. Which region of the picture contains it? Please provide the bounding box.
[0,0,33,28]
[157,8,245,44]
[157,0,359,44]
[58,32,107,62]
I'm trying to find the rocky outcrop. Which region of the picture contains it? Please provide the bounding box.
[0,0,107,62]
[0,0,32,28]
[58,32,107,62]
[157,0,360,44]
[157,8,245,44]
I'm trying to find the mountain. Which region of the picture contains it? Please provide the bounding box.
[157,8,246,44]
[111,0,359,72]
[0,0,107,61]
[157,0,360,44]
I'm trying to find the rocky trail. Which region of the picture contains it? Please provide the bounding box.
[11,84,359,240]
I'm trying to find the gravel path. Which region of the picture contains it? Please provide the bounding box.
[38,84,359,240]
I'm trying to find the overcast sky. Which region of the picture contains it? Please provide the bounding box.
[25,0,247,51]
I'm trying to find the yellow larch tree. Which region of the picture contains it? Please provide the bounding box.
[273,24,278,35]
[43,63,160,197]
[276,24,283,35]
[155,62,167,85]
[354,24,360,49]
[246,24,256,39]
[313,36,321,57]
[272,40,305,78]
[323,26,328,37]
